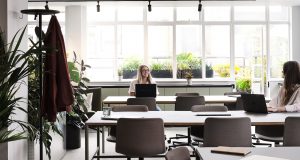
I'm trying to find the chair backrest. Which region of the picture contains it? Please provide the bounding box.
[203,117,252,147]
[283,117,300,146]
[175,96,205,111]
[224,91,248,110]
[86,87,102,111]
[175,92,199,97]
[116,118,166,157]
[191,105,228,112]
[112,105,149,112]
[127,97,157,111]
[165,147,191,160]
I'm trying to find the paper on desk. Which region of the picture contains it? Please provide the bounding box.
[101,116,143,120]
[211,146,251,156]
[240,155,289,160]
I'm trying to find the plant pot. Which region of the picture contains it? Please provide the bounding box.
[66,122,82,149]
[122,70,137,79]
[151,70,172,78]
[187,79,192,85]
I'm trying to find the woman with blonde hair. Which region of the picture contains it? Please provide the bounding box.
[268,61,300,112]
[128,64,158,96]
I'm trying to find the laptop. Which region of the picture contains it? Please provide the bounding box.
[241,94,268,114]
[135,84,157,97]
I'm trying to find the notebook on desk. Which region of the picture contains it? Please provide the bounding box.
[211,146,251,156]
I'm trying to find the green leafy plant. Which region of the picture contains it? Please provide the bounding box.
[28,53,62,159]
[0,27,36,143]
[236,78,251,93]
[176,52,201,70]
[117,68,123,76]
[184,70,193,79]
[121,57,142,71]
[213,64,240,77]
[150,61,172,71]
[68,52,91,120]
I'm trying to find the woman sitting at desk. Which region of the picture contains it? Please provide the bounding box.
[128,64,160,110]
[268,61,300,112]
[128,64,159,96]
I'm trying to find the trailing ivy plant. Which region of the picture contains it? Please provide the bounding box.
[0,27,36,143]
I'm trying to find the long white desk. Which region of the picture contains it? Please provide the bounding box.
[197,147,300,160]
[103,96,238,106]
[85,111,300,160]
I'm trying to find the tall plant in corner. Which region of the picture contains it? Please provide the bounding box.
[0,27,36,143]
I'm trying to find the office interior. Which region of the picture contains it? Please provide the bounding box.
[1,0,300,159]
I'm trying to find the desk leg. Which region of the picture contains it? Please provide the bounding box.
[85,125,89,160]
[102,126,105,153]
[97,127,100,160]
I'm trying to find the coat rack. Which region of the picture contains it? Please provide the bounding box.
[21,8,59,160]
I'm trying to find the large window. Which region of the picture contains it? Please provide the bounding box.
[28,3,291,90]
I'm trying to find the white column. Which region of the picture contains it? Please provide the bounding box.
[65,5,87,60]
[292,6,300,62]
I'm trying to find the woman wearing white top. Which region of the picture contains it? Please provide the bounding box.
[268,61,300,112]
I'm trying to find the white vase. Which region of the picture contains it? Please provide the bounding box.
[187,79,192,85]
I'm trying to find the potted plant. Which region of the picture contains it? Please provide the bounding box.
[117,68,123,81]
[121,57,141,79]
[150,61,172,78]
[177,53,202,78]
[67,52,90,149]
[184,70,193,85]
[206,64,214,78]
[236,78,251,93]
[0,27,36,158]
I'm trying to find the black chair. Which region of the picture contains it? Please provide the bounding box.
[190,105,228,144]
[203,117,252,147]
[165,147,191,160]
[127,97,157,111]
[283,117,300,146]
[106,105,149,143]
[85,87,102,118]
[224,91,248,110]
[116,118,166,160]
[168,96,205,149]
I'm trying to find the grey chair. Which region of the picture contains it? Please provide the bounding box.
[116,118,166,160]
[283,117,300,146]
[165,147,191,160]
[203,117,252,147]
[106,105,149,142]
[127,97,157,111]
[168,96,205,149]
[190,105,228,144]
[224,91,248,110]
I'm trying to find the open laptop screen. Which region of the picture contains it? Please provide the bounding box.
[135,84,157,97]
[241,94,268,114]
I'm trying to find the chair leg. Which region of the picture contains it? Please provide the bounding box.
[138,158,144,160]
[127,158,131,160]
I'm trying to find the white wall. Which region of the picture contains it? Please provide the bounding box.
[292,6,300,62]
[0,0,28,160]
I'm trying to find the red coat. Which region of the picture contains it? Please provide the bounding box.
[42,15,74,122]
